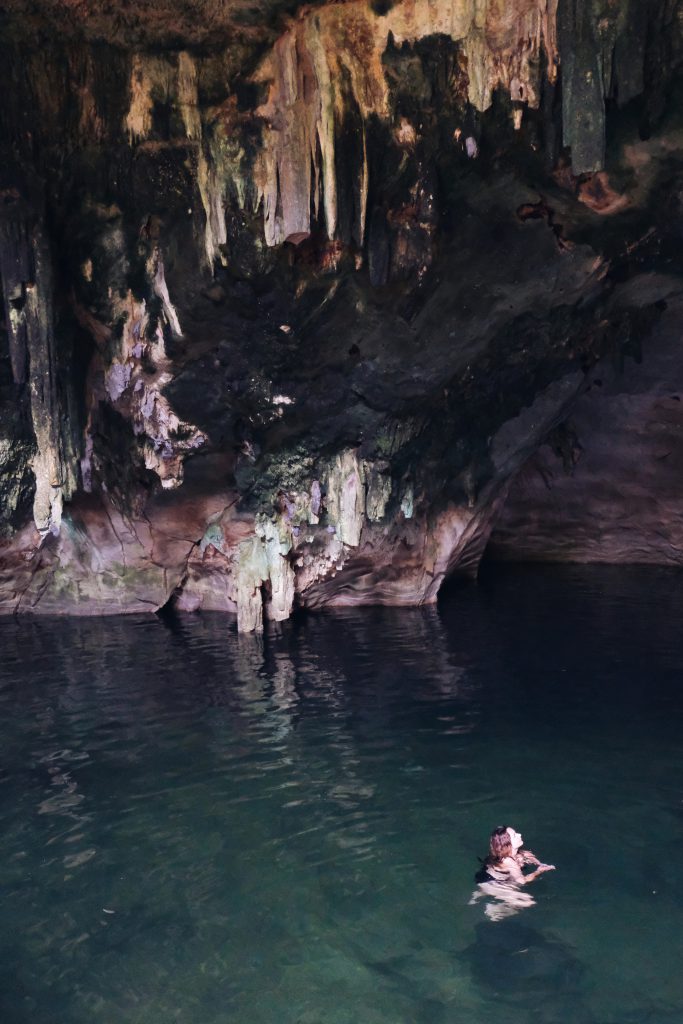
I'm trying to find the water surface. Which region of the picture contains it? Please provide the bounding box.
[1,565,682,1024]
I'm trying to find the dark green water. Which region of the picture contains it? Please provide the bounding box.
[1,565,683,1024]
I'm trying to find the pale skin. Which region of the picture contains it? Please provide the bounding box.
[504,827,555,884]
[469,826,555,920]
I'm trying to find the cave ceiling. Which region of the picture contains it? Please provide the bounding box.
[0,0,308,55]
[2,0,683,628]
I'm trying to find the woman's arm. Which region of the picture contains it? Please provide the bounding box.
[504,856,555,883]
[522,863,556,882]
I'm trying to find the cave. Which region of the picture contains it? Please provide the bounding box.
[2,1,683,1021]
[1,0,682,630]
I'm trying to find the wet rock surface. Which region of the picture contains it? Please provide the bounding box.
[2,0,683,628]
[490,294,683,566]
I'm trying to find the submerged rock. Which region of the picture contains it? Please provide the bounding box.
[462,920,591,1021]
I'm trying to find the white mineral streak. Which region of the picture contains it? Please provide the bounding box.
[124,52,225,268]
[125,55,154,142]
[359,123,369,244]
[198,156,229,268]
[326,450,366,547]
[253,0,558,246]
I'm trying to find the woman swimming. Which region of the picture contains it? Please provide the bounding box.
[482,826,555,884]
[470,825,555,920]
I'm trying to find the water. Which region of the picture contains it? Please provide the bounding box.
[1,565,683,1024]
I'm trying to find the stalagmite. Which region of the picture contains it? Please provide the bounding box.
[236,535,269,633]
[258,517,295,622]
[236,516,295,631]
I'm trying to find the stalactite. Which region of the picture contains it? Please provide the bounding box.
[236,534,269,632]
[558,0,656,174]
[325,450,366,547]
[0,202,77,536]
[558,0,606,174]
[176,51,229,268]
[177,51,201,141]
[0,214,30,386]
[98,256,206,491]
[116,2,655,254]
[253,0,559,247]
[124,53,177,143]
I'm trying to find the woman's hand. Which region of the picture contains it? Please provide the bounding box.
[524,863,556,883]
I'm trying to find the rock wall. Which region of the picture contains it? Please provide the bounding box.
[489,294,683,565]
[1,0,683,628]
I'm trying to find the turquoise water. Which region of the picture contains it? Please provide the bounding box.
[1,565,683,1024]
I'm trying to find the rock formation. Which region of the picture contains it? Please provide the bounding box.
[1,0,683,628]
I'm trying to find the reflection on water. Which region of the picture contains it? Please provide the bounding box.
[1,565,683,1023]
[469,878,537,921]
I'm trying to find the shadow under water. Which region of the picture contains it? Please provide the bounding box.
[462,919,590,1023]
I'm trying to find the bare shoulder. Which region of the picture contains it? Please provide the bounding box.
[501,855,526,881]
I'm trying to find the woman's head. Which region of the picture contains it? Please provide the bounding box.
[489,826,513,862]
[506,826,523,853]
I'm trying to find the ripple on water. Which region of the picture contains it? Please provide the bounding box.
[1,568,683,1023]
